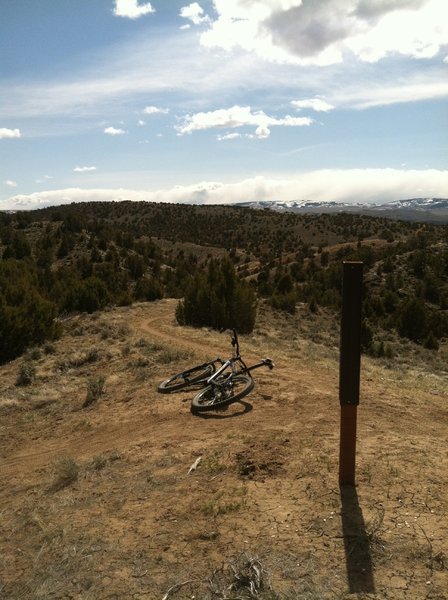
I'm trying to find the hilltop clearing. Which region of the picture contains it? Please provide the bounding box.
[1,299,447,599]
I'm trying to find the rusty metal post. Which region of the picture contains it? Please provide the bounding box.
[339,261,363,486]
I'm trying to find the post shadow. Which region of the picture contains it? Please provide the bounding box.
[337,262,375,592]
[340,485,375,594]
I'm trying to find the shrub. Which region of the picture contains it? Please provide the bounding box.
[308,297,318,313]
[116,291,132,306]
[15,362,36,386]
[270,291,296,314]
[76,277,110,313]
[384,344,394,359]
[83,375,106,407]
[360,320,374,354]
[396,298,427,342]
[85,348,101,363]
[27,347,42,361]
[49,457,79,492]
[158,347,190,364]
[2,231,31,260]
[423,331,439,351]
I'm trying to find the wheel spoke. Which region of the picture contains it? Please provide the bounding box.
[191,374,254,413]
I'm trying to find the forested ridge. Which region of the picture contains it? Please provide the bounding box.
[1,200,448,363]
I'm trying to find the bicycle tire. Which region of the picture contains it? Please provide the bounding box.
[191,374,254,413]
[158,363,216,394]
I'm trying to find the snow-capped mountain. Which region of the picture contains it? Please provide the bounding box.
[234,198,448,222]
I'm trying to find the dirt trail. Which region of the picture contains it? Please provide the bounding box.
[1,301,317,484]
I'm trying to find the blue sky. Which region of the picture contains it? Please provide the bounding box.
[1,0,447,210]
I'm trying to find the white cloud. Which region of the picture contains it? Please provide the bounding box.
[104,126,126,135]
[4,180,17,187]
[143,105,169,115]
[443,55,448,63]
[113,0,154,19]
[291,98,335,112]
[5,169,447,210]
[138,119,146,126]
[0,128,21,139]
[217,132,242,141]
[252,126,271,139]
[346,1,445,62]
[73,166,97,172]
[200,0,448,65]
[5,188,151,210]
[177,105,313,135]
[3,19,446,128]
[331,78,448,109]
[180,3,210,25]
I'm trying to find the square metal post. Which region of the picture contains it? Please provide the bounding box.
[339,261,363,486]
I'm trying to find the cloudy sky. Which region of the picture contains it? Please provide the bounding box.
[1,0,447,210]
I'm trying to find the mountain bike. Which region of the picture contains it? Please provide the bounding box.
[157,330,274,413]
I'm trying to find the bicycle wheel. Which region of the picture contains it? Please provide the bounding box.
[191,374,254,413]
[158,363,215,394]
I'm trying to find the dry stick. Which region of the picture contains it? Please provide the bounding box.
[417,523,434,575]
[188,455,202,474]
[161,579,197,600]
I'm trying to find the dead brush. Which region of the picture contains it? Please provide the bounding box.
[208,553,272,599]
[48,457,79,492]
[366,505,386,554]
[134,336,191,361]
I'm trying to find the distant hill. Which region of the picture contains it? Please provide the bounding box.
[234,198,448,223]
[2,197,448,222]
[1,200,448,363]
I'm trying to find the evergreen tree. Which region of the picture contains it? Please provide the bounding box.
[0,260,60,363]
[134,276,163,301]
[176,256,256,333]
[397,298,427,342]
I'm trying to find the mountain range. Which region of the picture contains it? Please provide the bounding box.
[234,197,448,223]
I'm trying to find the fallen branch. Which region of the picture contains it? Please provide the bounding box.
[161,579,196,600]
[188,456,202,474]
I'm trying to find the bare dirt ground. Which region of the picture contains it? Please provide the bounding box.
[1,299,447,599]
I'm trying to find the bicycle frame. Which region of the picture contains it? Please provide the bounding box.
[206,329,273,386]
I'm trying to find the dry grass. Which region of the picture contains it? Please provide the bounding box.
[48,456,79,492]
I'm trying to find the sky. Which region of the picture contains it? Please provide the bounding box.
[1,0,448,210]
